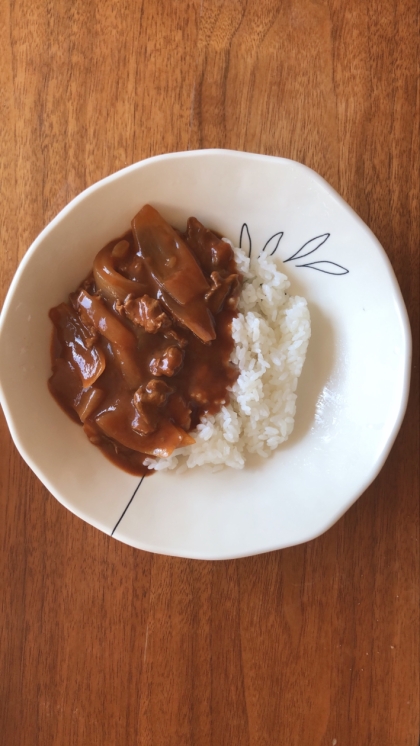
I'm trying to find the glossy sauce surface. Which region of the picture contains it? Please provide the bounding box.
[48,205,241,475]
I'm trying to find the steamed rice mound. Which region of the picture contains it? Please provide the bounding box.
[147,243,311,472]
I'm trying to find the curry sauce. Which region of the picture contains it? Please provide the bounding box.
[48,205,241,476]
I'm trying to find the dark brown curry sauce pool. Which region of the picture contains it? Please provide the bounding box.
[48,205,242,476]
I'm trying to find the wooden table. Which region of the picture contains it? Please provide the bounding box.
[1,1,418,743]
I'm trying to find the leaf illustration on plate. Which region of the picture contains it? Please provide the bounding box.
[260,231,284,257]
[239,223,252,258]
[239,225,348,275]
[296,260,349,275]
[284,233,330,263]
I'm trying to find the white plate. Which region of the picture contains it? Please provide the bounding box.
[0,150,411,559]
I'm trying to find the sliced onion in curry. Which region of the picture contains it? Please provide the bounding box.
[132,204,215,342]
[93,242,149,302]
[49,303,105,388]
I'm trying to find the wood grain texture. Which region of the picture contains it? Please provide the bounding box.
[0,0,418,744]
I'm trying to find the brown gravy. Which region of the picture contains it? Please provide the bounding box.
[48,205,241,476]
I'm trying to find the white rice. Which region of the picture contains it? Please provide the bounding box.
[146,243,311,472]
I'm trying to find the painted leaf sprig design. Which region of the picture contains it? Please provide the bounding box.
[261,231,284,257]
[239,223,252,258]
[283,233,349,275]
[239,225,349,275]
